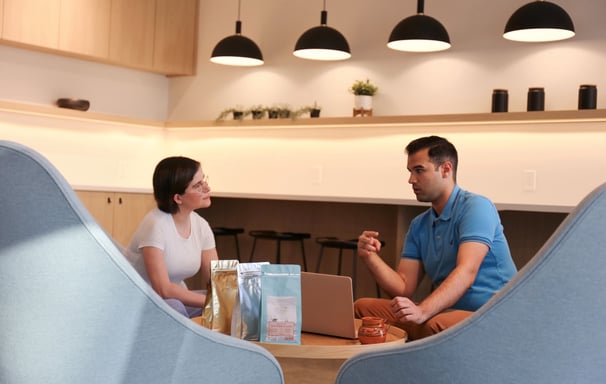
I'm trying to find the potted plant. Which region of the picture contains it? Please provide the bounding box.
[266,104,293,119]
[349,79,378,113]
[295,102,322,118]
[216,106,245,121]
[246,105,266,120]
[266,105,280,119]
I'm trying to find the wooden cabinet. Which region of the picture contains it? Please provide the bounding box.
[76,190,156,247]
[59,0,111,58]
[109,0,156,69]
[0,0,4,37]
[0,0,198,76]
[153,0,198,75]
[2,0,60,49]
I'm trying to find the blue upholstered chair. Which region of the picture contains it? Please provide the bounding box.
[0,141,283,384]
[337,182,606,384]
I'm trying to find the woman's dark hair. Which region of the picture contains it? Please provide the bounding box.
[406,136,458,181]
[152,156,200,214]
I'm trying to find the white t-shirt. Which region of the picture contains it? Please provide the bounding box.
[125,208,216,286]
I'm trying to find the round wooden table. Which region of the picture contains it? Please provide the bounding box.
[192,317,407,383]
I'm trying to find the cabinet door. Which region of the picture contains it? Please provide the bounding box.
[0,0,4,35]
[75,191,155,248]
[75,190,115,235]
[112,192,156,247]
[109,0,155,69]
[2,0,60,49]
[153,0,197,75]
[59,0,111,58]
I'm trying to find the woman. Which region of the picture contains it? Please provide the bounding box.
[125,156,217,318]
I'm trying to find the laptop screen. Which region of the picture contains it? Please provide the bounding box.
[300,272,357,339]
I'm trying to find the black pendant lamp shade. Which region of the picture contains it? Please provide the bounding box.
[210,1,263,66]
[388,0,450,53]
[293,1,351,61]
[504,1,575,42]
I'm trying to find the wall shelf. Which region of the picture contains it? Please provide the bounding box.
[167,109,606,130]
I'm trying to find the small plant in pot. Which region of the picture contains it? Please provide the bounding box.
[266,105,293,119]
[216,106,245,121]
[349,79,378,96]
[246,105,266,120]
[295,102,322,118]
[350,79,378,116]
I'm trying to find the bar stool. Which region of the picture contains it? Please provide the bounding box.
[248,230,310,271]
[315,236,385,299]
[212,227,244,261]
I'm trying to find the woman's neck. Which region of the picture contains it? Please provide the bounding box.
[172,209,191,238]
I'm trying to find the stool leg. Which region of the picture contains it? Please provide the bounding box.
[337,248,343,275]
[249,238,258,262]
[352,249,358,299]
[316,246,324,273]
[233,234,241,262]
[299,239,308,272]
[276,239,281,264]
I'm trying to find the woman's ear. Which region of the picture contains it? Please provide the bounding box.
[173,193,183,205]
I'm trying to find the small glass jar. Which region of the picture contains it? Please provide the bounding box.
[578,84,597,110]
[358,317,388,345]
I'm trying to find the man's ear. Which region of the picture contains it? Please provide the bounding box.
[441,161,453,179]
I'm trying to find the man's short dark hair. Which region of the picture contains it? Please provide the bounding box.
[406,136,458,181]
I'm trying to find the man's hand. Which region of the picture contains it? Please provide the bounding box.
[391,296,428,324]
[358,230,382,258]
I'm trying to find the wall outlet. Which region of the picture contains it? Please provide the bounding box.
[312,165,323,185]
[523,169,537,191]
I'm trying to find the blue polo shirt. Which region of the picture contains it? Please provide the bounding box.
[402,185,517,311]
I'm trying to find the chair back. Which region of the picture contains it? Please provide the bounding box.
[337,182,606,384]
[0,140,283,384]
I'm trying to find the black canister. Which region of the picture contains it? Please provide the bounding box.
[527,87,545,111]
[578,84,597,110]
[492,89,508,113]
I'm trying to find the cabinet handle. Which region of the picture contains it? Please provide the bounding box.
[107,197,112,204]
[119,197,123,205]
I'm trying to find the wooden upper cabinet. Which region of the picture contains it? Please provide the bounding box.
[2,0,60,49]
[59,0,111,58]
[0,0,4,36]
[0,0,197,76]
[109,0,156,69]
[153,0,197,76]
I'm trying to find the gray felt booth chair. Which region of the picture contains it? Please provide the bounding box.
[0,140,283,384]
[337,182,606,384]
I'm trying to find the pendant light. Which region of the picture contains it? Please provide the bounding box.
[504,1,575,43]
[293,0,351,61]
[210,0,263,66]
[387,0,451,53]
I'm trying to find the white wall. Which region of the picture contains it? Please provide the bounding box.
[0,45,169,120]
[166,118,606,213]
[169,0,606,120]
[1,0,606,212]
[0,110,166,191]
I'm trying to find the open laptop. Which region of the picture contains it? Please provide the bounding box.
[301,272,357,339]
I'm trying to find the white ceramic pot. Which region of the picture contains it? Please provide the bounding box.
[354,95,373,110]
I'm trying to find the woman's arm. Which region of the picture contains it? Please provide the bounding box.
[142,246,206,308]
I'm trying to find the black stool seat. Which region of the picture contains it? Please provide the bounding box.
[212,227,244,261]
[249,230,310,271]
[316,236,385,299]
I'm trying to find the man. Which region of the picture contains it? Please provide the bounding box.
[356,136,517,340]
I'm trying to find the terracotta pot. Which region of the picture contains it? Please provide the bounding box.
[358,316,388,344]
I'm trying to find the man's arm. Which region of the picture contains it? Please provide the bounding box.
[392,241,488,324]
[358,230,425,298]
